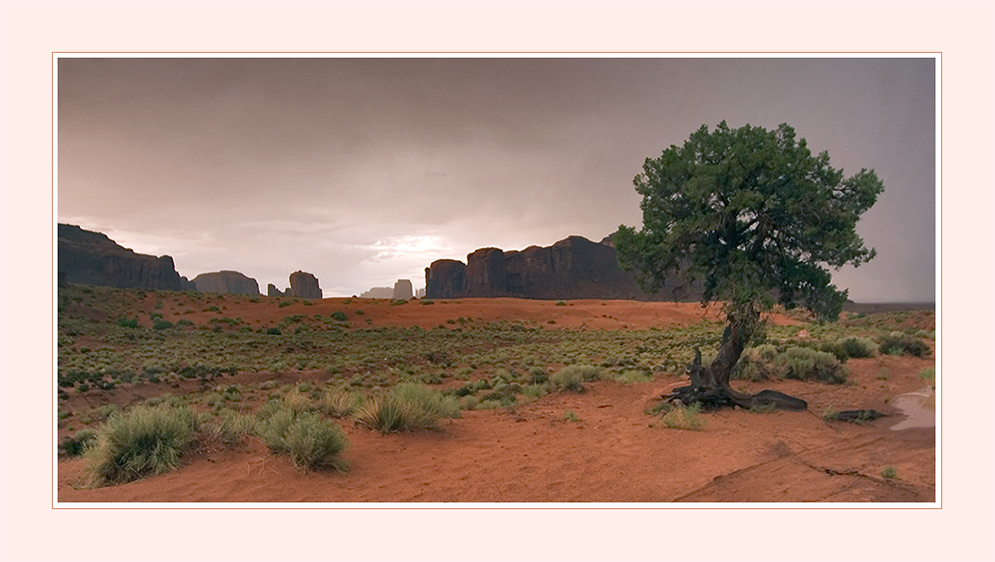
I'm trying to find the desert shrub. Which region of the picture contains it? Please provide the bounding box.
[117,317,139,329]
[919,367,935,382]
[278,301,292,308]
[421,299,435,305]
[280,389,315,413]
[265,327,282,335]
[353,395,437,433]
[878,331,930,357]
[257,408,349,471]
[391,383,461,419]
[652,402,705,431]
[84,404,195,486]
[474,399,504,410]
[152,319,173,331]
[563,410,580,422]
[881,466,897,479]
[331,311,348,321]
[838,336,879,358]
[555,300,567,306]
[550,365,601,392]
[319,389,363,417]
[201,411,254,447]
[731,344,780,381]
[60,429,97,456]
[772,347,848,384]
[612,369,654,384]
[457,395,479,410]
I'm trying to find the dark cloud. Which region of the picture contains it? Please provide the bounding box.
[58,57,935,301]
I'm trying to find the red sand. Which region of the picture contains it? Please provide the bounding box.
[57,297,934,503]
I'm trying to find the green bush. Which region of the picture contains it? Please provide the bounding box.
[838,336,879,358]
[392,383,461,419]
[879,331,931,357]
[732,344,780,380]
[60,429,97,456]
[353,394,439,433]
[257,409,349,471]
[772,347,848,384]
[319,389,363,417]
[84,404,195,486]
[117,317,139,329]
[331,311,348,321]
[550,365,601,392]
[152,319,173,331]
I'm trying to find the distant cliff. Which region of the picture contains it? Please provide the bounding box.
[425,234,697,301]
[192,271,260,295]
[58,224,191,291]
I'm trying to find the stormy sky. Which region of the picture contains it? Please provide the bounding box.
[57,57,935,302]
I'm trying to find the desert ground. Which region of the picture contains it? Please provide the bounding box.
[56,287,935,502]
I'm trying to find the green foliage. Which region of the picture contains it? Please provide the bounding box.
[653,402,705,430]
[563,410,580,422]
[838,336,879,359]
[772,347,848,384]
[391,383,461,419]
[550,365,601,392]
[117,317,139,329]
[879,331,931,357]
[331,311,348,321]
[353,395,437,433]
[84,404,195,486]
[257,408,349,471]
[616,121,884,324]
[319,389,363,417]
[60,429,97,456]
[919,367,935,382]
[881,466,897,479]
[152,319,173,331]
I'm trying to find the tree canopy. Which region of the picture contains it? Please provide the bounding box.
[616,121,884,327]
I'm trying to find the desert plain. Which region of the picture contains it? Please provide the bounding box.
[56,285,935,503]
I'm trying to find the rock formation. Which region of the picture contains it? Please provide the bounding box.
[393,279,413,300]
[58,223,188,291]
[359,287,394,299]
[192,271,260,295]
[267,284,287,297]
[425,234,699,301]
[289,270,322,299]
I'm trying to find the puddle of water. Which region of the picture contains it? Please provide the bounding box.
[890,387,935,430]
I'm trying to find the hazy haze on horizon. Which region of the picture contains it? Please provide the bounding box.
[57,57,936,302]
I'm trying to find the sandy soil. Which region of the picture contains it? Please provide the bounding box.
[57,297,935,503]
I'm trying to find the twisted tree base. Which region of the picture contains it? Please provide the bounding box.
[665,384,808,411]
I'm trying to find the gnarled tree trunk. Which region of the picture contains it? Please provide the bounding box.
[665,322,808,411]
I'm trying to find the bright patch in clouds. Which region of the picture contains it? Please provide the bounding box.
[368,235,451,261]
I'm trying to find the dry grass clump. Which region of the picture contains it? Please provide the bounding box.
[83,404,195,486]
[550,365,602,392]
[256,408,349,471]
[353,384,459,433]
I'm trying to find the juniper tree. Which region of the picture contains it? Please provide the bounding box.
[616,121,883,410]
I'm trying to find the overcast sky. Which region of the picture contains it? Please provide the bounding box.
[57,57,935,302]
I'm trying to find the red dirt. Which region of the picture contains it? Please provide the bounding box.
[57,297,934,503]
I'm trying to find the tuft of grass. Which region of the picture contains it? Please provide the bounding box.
[876,367,891,380]
[257,408,349,471]
[391,383,461,420]
[60,429,97,456]
[354,395,437,433]
[838,336,879,359]
[319,389,363,417]
[653,402,705,431]
[563,410,580,423]
[821,408,840,421]
[919,367,935,382]
[612,369,654,384]
[83,404,195,486]
[772,347,848,384]
[879,331,930,357]
[550,365,601,393]
[881,466,897,479]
